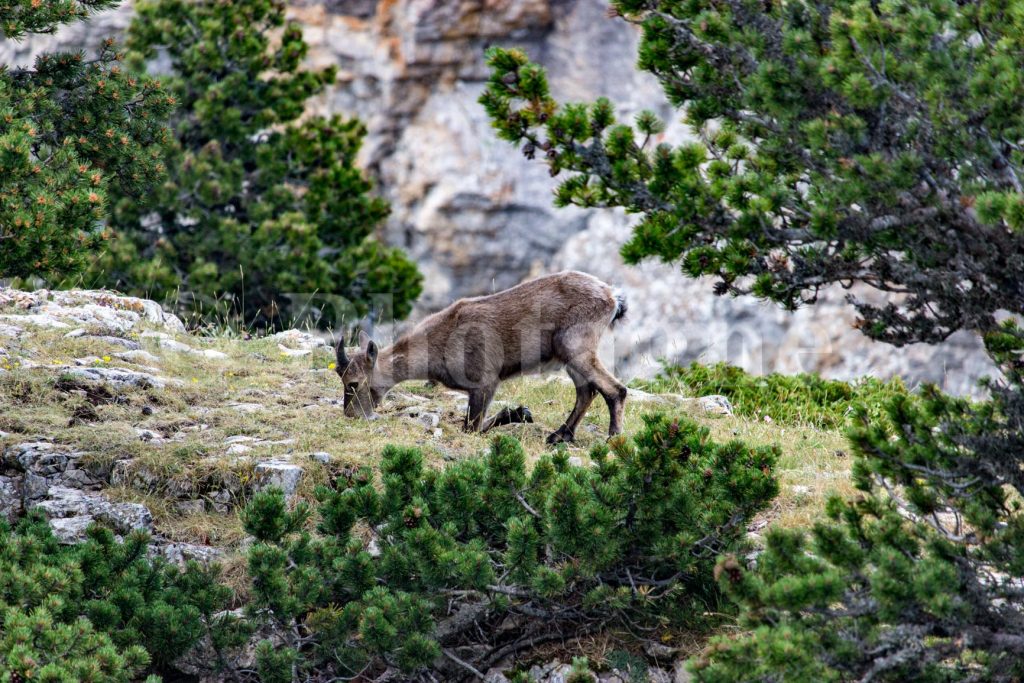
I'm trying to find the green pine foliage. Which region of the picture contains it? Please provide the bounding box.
[0,511,235,681]
[0,0,173,280]
[690,322,1024,681]
[646,362,907,428]
[86,0,422,328]
[480,1,1024,346]
[482,3,1024,677]
[234,414,777,680]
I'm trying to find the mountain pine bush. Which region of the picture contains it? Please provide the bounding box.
[693,322,1024,681]
[0,0,173,280]
[0,511,235,681]
[234,414,778,680]
[86,0,422,328]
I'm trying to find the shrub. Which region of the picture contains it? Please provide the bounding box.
[646,362,907,429]
[0,0,172,280]
[236,414,778,680]
[86,0,422,328]
[0,511,235,681]
[691,322,1024,681]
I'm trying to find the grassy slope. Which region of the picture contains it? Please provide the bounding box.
[0,320,852,558]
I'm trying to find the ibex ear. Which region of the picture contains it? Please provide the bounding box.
[358,330,378,365]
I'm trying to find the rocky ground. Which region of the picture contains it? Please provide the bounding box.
[0,287,851,681]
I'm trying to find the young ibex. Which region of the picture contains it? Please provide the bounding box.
[336,270,628,443]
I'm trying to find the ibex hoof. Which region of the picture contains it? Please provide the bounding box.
[546,427,574,445]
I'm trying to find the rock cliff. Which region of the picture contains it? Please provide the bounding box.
[1,0,994,393]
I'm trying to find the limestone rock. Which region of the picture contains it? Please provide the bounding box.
[33,486,152,542]
[0,475,23,524]
[158,542,224,567]
[698,395,734,416]
[255,459,303,498]
[0,288,184,335]
[51,364,179,389]
[1,442,100,503]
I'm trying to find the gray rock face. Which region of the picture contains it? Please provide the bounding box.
[1,442,101,504]
[33,486,153,543]
[158,542,224,567]
[0,476,23,524]
[0,288,185,335]
[3,1,993,393]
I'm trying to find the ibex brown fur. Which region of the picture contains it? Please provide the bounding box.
[336,270,628,443]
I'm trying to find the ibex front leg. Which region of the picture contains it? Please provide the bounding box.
[465,386,497,432]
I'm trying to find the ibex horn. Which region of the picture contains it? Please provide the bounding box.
[335,335,348,369]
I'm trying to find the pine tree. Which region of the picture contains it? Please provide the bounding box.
[481,2,1024,679]
[480,0,1024,347]
[0,0,172,280]
[87,0,422,328]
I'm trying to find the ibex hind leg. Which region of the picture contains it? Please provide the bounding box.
[547,366,597,444]
[568,353,626,438]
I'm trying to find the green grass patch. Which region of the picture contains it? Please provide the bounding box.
[642,362,908,429]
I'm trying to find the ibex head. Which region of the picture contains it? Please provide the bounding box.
[335,330,382,418]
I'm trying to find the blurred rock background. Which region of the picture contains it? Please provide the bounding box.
[1,0,994,393]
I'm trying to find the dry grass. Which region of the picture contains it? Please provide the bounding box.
[0,322,854,551]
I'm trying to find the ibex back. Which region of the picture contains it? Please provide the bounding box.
[336,270,628,443]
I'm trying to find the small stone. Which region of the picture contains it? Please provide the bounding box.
[160,338,194,353]
[174,499,206,515]
[226,444,252,456]
[64,328,87,338]
[400,407,441,429]
[255,459,303,498]
[276,344,311,357]
[698,394,734,416]
[309,452,331,464]
[432,428,443,438]
[159,542,224,567]
[567,456,584,468]
[115,349,160,364]
[136,428,163,443]
[224,435,258,444]
[199,349,228,359]
[142,405,154,416]
[228,402,264,414]
[790,485,811,496]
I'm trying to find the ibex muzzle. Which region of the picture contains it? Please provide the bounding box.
[335,270,628,443]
